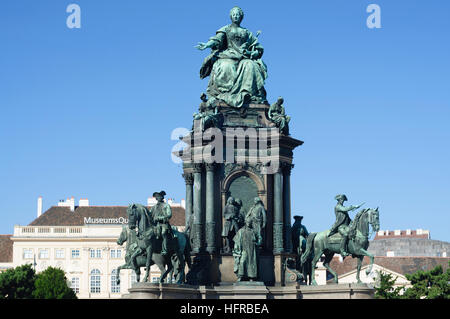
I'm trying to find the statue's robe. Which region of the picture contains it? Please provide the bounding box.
[200,25,267,108]
[222,203,240,237]
[233,226,260,279]
[246,203,266,239]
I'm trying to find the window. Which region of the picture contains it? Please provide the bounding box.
[71,277,80,294]
[90,248,102,259]
[23,249,33,259]
[39,249,49,259]
[71,249,80,259]
[90,269,101,293]
[151,277,160,283]
[55,249,65,259]
[110,249,122,259]
[111,270,120,293]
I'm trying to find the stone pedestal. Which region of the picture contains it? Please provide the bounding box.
[124,282,375,299]
[175,102,303,286]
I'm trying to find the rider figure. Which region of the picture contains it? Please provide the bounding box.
[328,194,363,258]
[149,191,173,256]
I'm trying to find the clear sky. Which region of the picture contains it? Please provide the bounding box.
[0,1,449,242]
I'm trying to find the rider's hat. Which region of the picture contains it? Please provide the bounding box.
[293,215,303,220]
[153,191,166,198]
[335,194,347,201]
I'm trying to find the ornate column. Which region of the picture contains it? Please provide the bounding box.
[205,163,216,254]
[192,164,203,253]
[282,163,293,253]
[273,168,284,254]
[182,173,194,228]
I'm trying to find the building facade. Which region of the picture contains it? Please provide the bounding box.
[6,197,186,299]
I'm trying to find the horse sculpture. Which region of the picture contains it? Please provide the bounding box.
[301,207,380,285]
[116,204,191,284]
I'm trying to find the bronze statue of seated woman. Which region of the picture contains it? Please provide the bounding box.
[195,7,268,108]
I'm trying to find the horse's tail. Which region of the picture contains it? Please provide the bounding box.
[301,232,317,265]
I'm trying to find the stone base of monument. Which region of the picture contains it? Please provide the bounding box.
[123,282,374,299]
[268,283,375,299]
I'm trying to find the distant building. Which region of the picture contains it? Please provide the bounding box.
[369,229,449,257]
[328,255,450,291]
[4,196,186,298]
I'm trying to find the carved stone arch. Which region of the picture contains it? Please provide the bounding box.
[221,169,267,217]
[223,169,265,194]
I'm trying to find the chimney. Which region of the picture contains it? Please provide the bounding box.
[37,196,43,218]
[168,198,174,205]
[70,196,75,212]
[181,199,186,209]
[79,198,89,207]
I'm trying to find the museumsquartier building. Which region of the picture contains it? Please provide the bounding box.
[1,197,185,299]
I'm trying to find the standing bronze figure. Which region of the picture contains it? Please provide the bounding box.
[233,218,262,281]
[222,197,241,253]
[245,197,267,245]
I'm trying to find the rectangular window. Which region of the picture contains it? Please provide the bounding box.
[90,249,102,259]
[111,272,120,293]
[110,249,122,259]
[23,249,33,259]
[71,249,80,259]
[90,275,101,294]
[71,277,80,294]
[55,249,65,259]
[39,249,49,259]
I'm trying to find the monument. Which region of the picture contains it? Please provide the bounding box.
[176,6,302,287]
[122,7,379,299]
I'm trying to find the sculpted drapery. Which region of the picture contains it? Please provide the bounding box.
[197,7,268,108]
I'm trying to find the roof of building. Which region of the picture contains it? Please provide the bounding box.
[29,206,186,227]
[0,235,13,263]
[329,256,450,277]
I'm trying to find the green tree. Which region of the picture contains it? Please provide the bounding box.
[0,264,36,299]
[33,266,77,299]
[402,262,450,299]
[374,270,403,299]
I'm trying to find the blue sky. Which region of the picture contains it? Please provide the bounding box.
[0,1,449,242]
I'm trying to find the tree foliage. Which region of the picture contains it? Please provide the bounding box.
[0,264,36,299]
[374,271,403,299]
[374,261,450,299]
[402,263,450,299]
[0,264,77,299]
[33,266,77,299]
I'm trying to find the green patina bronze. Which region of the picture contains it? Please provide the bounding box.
[245,197,267,244]
[268,97,291,135]
[195,6,267,108]
[290,215,312,284]
[233,218,262,281]
[301,198,380,285]
[116,199,192,284]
